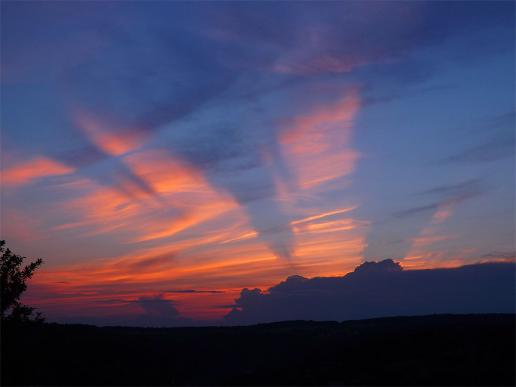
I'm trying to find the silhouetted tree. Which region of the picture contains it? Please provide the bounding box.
[0,240,44,323]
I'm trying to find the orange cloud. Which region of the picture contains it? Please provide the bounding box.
[122,149,240,242]
[403,203,458,268]
[431,203,454,224]
[19,92,369,322]
[219,230,258,245]
[46,148,242,245]
[122,150,206,194]
[26,241,275,320]
[54,178,143,236]
[279,88,361,189]
[74,110,143,156]
[267,89,367,278]
[1,156,74,187]
[291,207,356,225]
[28,215,368,321]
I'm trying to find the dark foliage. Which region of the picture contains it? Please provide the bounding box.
[0,240,44,323]
[2,314,514,386]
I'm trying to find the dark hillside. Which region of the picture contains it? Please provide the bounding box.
[2,314,515,386]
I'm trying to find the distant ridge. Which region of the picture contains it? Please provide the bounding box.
[3,314,514,386]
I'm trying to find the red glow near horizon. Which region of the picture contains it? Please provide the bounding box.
[3,81,509,323]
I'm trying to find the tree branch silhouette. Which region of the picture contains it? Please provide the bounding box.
[0,240,44,323]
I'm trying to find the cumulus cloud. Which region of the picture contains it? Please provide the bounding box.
[48,294,194,327]
[137,295,179,318]
[225,260,515,325]
[127,294,191,327]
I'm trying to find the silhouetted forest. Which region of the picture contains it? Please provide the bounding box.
[2,314,515,386]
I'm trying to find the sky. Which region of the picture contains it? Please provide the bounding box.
[0,1,514,325]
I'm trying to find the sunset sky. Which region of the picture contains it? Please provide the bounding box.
[1,1,514,324]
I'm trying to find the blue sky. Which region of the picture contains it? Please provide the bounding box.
[1,1,514,323]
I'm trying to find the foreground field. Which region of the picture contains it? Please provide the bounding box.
[2,314,515,386]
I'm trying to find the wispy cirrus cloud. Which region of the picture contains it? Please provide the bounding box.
[1,156,74,187]
[3,1,514,326]
[394,179,486,219]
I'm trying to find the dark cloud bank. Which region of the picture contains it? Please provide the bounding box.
[57,260,515,327]
[225,260,515,325]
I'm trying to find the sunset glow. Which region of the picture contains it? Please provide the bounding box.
[1,1,514,325]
